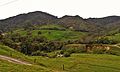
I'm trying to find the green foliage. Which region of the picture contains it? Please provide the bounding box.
[107,33,120,43]
[1,28,86,56]
[0,44,33,62]
[63,52,71,57]
[1,24,120,58]
[1,38,14,47]
[93,37,118,44]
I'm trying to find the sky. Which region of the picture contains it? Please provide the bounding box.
[0,0,120,19]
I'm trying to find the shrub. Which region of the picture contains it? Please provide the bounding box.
[64,52,70,57]
[93,37,118,44]
[47,53,57,58]
[2,38,14,47]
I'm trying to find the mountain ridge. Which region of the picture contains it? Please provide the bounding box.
[0,11,120,35]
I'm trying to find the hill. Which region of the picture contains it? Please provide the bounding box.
[0,11,98,33]
[0,44,52,72]
[86,16,120,35]
[0,11,57,32]
[0,11,120,35]
[1,44,120,72]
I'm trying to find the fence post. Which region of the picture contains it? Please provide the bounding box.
[63,64,64,70]
[34,59,36,63]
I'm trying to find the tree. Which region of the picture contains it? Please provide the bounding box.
[38,31,42,35]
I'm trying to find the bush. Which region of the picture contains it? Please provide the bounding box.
[2,38,14,47]
[64,52,70,57]
[47,53,57,58]
[93,37,118,44]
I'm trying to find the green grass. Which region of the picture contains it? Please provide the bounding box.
[39,24,65,29]
[39,30,85,41]
[0,59,50,72]
[7,24,87,41]
[0,44,31,62]
[0,44,52,72]
[30,54,120,72]
[12,29,86,41]
[107,33,120,42]
[0,44,120,72]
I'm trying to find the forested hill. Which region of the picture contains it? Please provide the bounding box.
[86,16,120,34]
[0,11,57,32]
[0,11,120,34]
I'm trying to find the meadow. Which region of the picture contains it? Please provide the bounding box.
[0,45,120,72]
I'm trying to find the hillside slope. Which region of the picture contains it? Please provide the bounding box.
[1,44,120,72]
[0,11,98,33]
[86,16,120,34]
[0,44,53,72]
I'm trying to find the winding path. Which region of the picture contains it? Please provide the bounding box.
[0,55,32,65]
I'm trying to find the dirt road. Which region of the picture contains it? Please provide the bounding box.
[0,55,32,65]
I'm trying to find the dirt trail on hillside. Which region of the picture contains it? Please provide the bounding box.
[113,45,120,48]
[0,55,32,65]
[109,44,120,49]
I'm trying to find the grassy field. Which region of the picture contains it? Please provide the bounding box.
[12,29,86,41]
[0,59,50,72]
[13,25,87,40]
[30,54,120,72]
[0,45,120,72]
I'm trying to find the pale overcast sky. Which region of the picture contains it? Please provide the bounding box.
[0,0,120,19]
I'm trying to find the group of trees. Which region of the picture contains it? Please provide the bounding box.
[0,31,70,57]
[92,37,119,44]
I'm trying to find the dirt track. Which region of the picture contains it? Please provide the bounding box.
[0,55,32,65]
